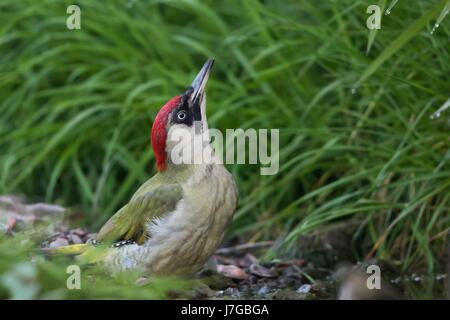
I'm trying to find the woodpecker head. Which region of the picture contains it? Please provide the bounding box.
[151,59,214,172]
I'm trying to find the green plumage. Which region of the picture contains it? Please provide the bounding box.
[96,174,183,244]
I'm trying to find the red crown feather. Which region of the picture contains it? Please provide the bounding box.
[151,96,181,171]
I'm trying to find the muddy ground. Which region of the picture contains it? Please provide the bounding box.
[1,195,448,300]
[43,224,448,300]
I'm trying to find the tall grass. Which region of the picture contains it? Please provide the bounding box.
[0,0,449,281]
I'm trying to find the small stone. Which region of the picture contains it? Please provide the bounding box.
[135,277,150,286]
[257,285,270,297]
[296,284,312,294]
[224,287,241,298]
[390,277,402,285]
[215,290,224,297]
[271,288,304,300]
[411,273,422,283]
[68,234,82,244]
[71,228,88,237]
[436,273,446,281]
[49,238,69,248]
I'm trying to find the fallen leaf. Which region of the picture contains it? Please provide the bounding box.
[6,214,16,234]
[217,264,249,280]
[249,263,275,278]
[275,259,306,267]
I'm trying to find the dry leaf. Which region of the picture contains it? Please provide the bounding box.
[216,264,249,280]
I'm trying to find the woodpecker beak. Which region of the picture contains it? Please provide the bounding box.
[189,58,214,122]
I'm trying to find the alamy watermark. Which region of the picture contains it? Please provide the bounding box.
[66,5,81,30]
[168,125,279,175]
[66,265,81,290]
[366,264,381,290]
[366,5,381,30]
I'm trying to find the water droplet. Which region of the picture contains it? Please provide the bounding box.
[385,0,399,16]
[430,112,441,120]
[430,23,440,34]
[430,98,450,120]
[430,3,450,35]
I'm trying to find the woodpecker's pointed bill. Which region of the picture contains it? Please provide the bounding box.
[189,58,214,122]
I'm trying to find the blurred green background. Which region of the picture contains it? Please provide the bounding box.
[0,0,449,298]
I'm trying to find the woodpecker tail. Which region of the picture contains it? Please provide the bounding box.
[43,243,109,265]
[43,243,91,255]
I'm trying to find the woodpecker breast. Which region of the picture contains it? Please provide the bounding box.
[104,163,238,275]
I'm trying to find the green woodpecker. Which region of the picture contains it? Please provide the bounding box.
[54,59,238,276]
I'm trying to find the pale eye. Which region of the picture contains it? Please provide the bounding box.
[177,110,186,120]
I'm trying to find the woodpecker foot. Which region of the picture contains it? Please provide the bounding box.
[86,238,99,245]
[111,239,136,248]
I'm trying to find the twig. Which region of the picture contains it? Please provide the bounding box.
[216,241,275,255]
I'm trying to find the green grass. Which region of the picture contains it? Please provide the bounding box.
[0,232,194,299]
[0,0,449,298]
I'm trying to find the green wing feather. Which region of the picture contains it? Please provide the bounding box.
[96,183,183,244]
